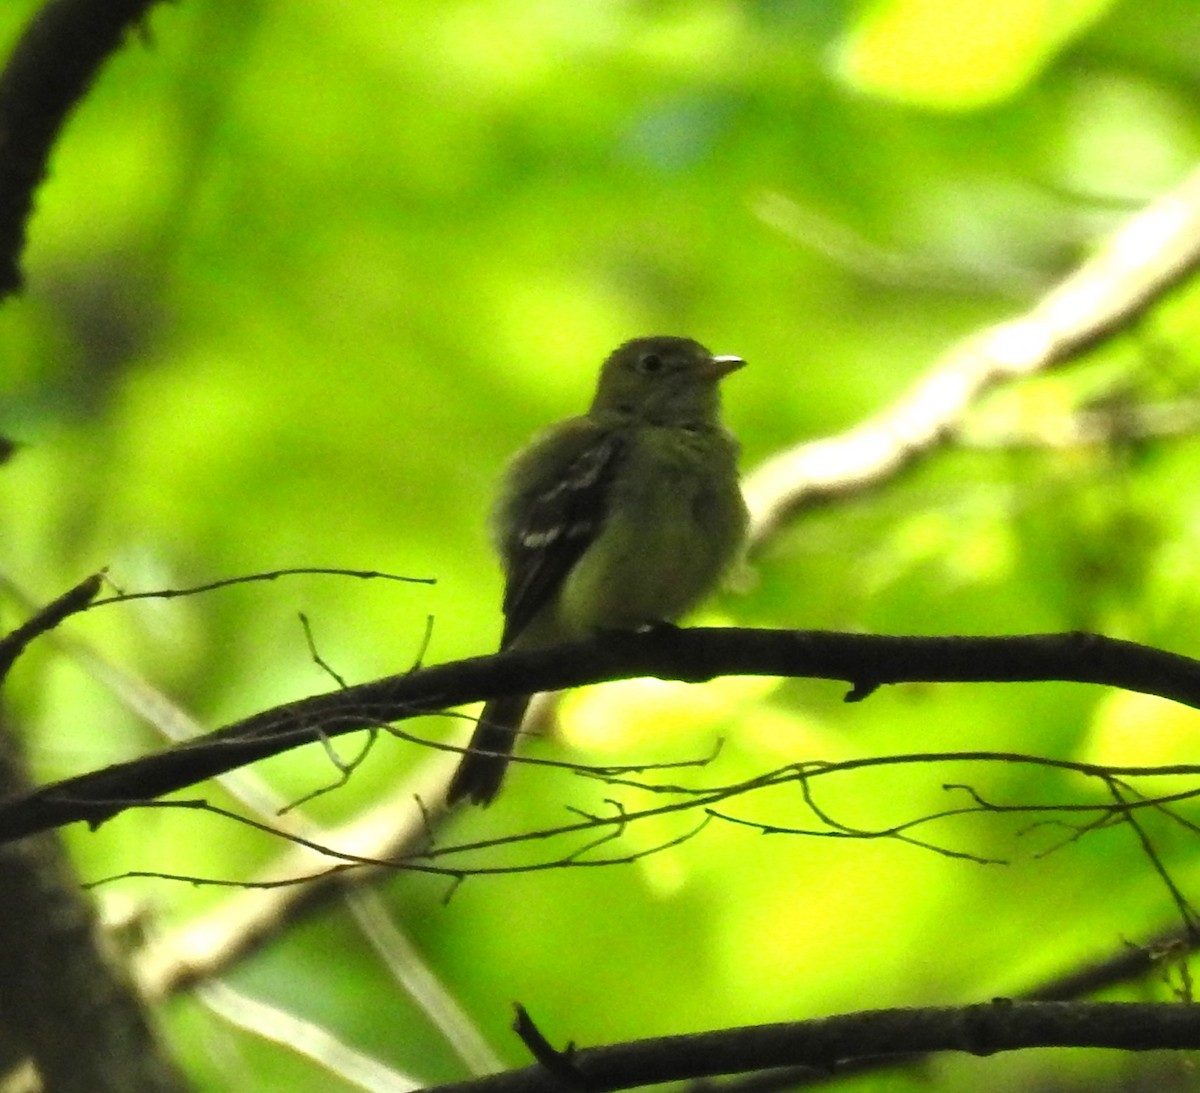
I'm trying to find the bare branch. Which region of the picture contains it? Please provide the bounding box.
[53,750,1200,904]
[6,627,1200,842]
[424,1001,1200,1093]
[744,165,1200,545]
[1106,778,1200,935]
[1025,923,1200,1002]
[92,566,434,607]
[0,0,167,298]
[0,570,103,682]
[196,980,421,1091]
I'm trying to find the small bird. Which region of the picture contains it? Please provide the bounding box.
[446,336,749,806]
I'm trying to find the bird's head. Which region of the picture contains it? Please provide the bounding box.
[591,336,745,425]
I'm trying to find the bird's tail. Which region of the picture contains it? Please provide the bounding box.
[446,694,532,806]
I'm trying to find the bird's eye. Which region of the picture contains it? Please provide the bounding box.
[637,352,664,374]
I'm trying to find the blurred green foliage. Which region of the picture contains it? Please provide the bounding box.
[4,0,1200,1090]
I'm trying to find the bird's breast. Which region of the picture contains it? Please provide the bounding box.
[556,427,745,633]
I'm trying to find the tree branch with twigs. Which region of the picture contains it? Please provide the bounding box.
[8,610,1200,842]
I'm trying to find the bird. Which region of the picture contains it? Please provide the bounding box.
[446,335,749,806]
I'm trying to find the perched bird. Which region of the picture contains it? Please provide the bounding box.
[446,335,748,806]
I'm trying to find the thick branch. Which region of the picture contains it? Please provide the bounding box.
[429,1001,1200,1093]
[0,717,190,1092]
[2,627,1200,843]
[0,0,165,298]
[745,165,1200,544]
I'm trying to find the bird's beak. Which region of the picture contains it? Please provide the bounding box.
[704,354,746,379]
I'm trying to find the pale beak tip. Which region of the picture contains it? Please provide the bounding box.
[709,354,746,377]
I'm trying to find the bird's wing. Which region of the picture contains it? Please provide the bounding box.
[499,430,627,646]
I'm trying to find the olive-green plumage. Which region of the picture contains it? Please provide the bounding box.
[447,336,748,805]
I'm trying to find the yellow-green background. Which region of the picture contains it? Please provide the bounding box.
[4,0,1200,1089]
